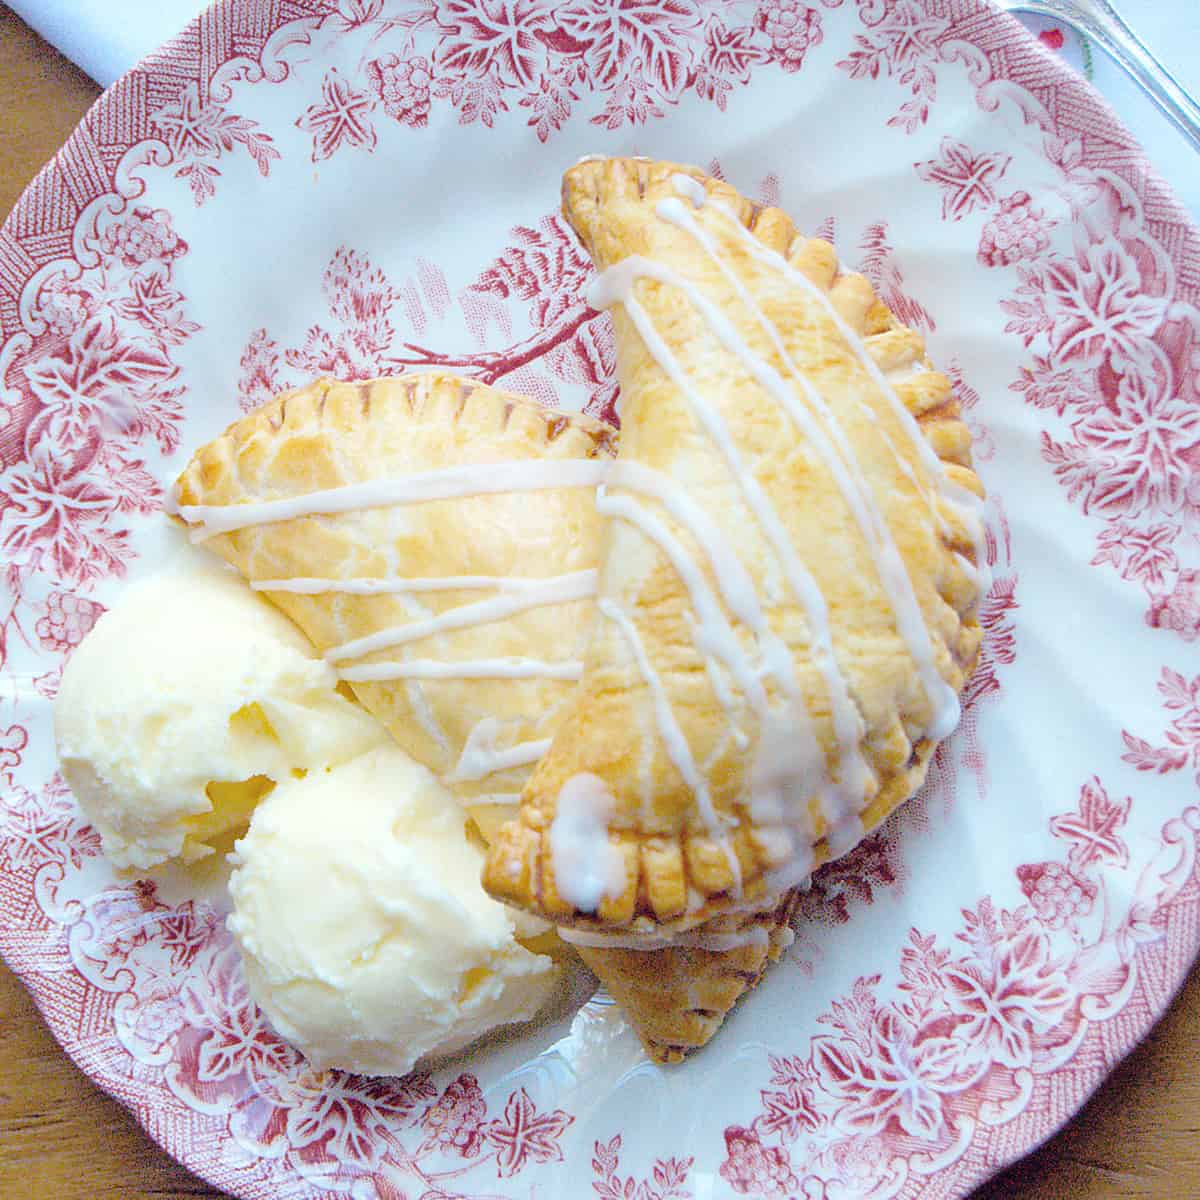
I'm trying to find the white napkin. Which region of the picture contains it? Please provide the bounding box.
[7,0,208,87]
[9,0,1199,216]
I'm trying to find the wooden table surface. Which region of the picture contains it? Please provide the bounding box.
[2,7,1200,1197]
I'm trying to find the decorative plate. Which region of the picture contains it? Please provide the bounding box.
[2,2,1199,1198]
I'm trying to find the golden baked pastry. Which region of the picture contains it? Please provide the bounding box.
[174,373,612,831]
[483,158,985,933]
[173,370,793,1061]
[571,890,801,1062]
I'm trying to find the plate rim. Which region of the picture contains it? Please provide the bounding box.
[2,1,1199,1198]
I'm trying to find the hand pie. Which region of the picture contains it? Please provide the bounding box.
[173,372,795,1060]
[483,158,985,932]
[174,373,613,833]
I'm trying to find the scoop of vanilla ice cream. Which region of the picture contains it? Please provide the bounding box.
[55,562,386,871]
[227,745,559,1076]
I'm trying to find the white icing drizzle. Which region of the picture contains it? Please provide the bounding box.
[606,462,812,785]
[607,460,769,637]
[678,925,766,952]
[885,362,928,387]
[749,709,830,865]
[596,486,766,716]
[559,922,771,952]
[947,484,992,596]
[325,570,597,663]
[598,597,723,832]
[557,886,793,949]
[723,837,744,898]
[689,188,953,490]
[253,571,593,596]
[449,718,551,783]
[338,657,583,682]
[656,194,961,740]
[673,176,990,588]
[589,260,868,803]
[825,813,867,860]
[671,173,709,210]
[953,550,988,595]
[381,590,451,752]
[762,845,818,898]
[689,613,749,752]
[178,458,609,538]
[403,672,450,751]
[548,773,627,912]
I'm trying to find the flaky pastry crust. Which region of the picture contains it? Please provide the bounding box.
[175,372,614,804]
[483,158,984,931]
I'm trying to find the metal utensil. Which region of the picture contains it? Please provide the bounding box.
[995,0,1200,153]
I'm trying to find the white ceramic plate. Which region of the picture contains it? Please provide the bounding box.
[2,2,1199,1197]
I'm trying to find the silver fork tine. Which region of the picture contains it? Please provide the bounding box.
[997,0,1200,152]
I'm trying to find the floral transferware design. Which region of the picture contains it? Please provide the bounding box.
[716,772,1197,1198]
[0,1,1198,1198]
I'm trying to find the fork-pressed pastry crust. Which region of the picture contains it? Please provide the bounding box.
[482,158,984,932]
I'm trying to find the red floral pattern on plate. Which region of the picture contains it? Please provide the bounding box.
[0,198,195,672]
[994,174,1198,627]
[297,69,378,160]
[152,81,283,205]
[592,1133,694,1200]
[279,0,845,155]
[1123,669,1200,786]
[915,137,1011,221]
[0,2,1198,1199]
[831,4,1200,633]
[724,778,1192,1197]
